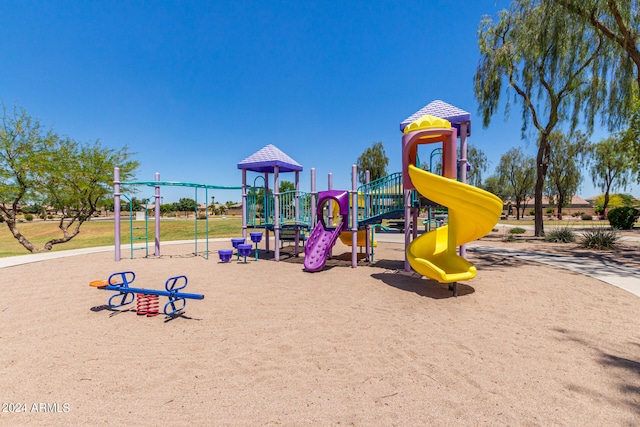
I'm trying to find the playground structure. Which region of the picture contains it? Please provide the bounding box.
[113,170,241,261]
[110,100,502,295]
[90,271,204,316]
[400,110,502,295]
[237,144,310,262]
[303,167,410,272]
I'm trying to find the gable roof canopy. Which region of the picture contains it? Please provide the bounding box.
[400,100,471,137]
[237,144,303,173]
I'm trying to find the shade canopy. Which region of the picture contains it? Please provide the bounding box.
[400,100,471,136]
[237,144,303,173]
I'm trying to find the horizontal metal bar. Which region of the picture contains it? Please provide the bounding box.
[103,285,204,300]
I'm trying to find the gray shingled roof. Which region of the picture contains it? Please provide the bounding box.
[237,144,303,173]
[400,100,471,136]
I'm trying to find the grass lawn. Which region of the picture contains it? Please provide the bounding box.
[0,218,243,258]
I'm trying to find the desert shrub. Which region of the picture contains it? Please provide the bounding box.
[545,207,555,214]
[47,215,53,219]
[544,227,576,243]
[607,207,639,230]
[509,227,526,234]
[580,213,592,220]
[579,228,620,250]
[502,233,516,242]
[24,214,34,221]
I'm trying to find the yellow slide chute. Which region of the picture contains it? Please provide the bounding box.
[406,165,502,283]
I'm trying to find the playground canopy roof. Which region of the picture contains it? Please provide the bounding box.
[400,100,471,137]
[237,144,303,173]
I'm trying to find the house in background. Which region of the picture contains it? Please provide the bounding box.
[503,195,595,219]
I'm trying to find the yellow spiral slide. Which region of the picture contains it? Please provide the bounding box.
[406,165,503,283]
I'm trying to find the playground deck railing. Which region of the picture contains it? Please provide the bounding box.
[246,189,312,228]
[356,172,416,225]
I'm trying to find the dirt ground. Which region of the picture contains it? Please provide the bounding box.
[0,229,639,426]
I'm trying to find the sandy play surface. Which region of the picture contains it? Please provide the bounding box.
[1,232,639,426]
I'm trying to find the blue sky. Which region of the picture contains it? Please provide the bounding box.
[1,0,636,204]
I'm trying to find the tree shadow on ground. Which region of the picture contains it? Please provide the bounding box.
[552,327,640,416]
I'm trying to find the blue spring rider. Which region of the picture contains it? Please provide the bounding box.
[90,271,204,316]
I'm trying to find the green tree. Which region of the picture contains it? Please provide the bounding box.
[279,180,295,193]
[160,203,175,216]
[124,197,145,212]
[175,198,197,217]
[0,105,139,252]
[466,144,489,187]
[552,2,640,184]
[590,135,634,218]
[482,174,510,202]
[475,1,606,235]
[554,0,640,115]
[356,141,388,183]
[623,98,640,181]
[496,147,536,220]
[102,198,115,213]
[592,193,635,216]
[545,130,589,219]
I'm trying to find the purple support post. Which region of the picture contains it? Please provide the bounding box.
[155,172,161,257]
[310,168,317,230]
[114,167,121,261]
[264,172,270,254]
[365,170,371,262]
[274,166,280,262]
[242,169,247,241]
[412,202,418,240]
[351,165,358,268]
[404,189,412,272]
[328,172,333,258]
[459,122,469,259]
[294,170,300,257]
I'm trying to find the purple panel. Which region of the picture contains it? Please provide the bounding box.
[316,190,349,221]
[400,100,471,136]
[303,220,343,272]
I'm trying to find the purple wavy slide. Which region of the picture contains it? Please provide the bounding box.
[303,220,344,272]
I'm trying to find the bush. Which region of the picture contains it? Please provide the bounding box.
[509,227,526,234]
[502,233,516,242]
[529,209,535,216]
[546,207,555,214]
[544,227,576,243]
[24,214,34,221]
[580,213,592,221]
[579,228,620,250]
[607,207,639,230]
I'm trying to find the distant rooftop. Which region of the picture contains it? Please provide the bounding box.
[400,100,471,136]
